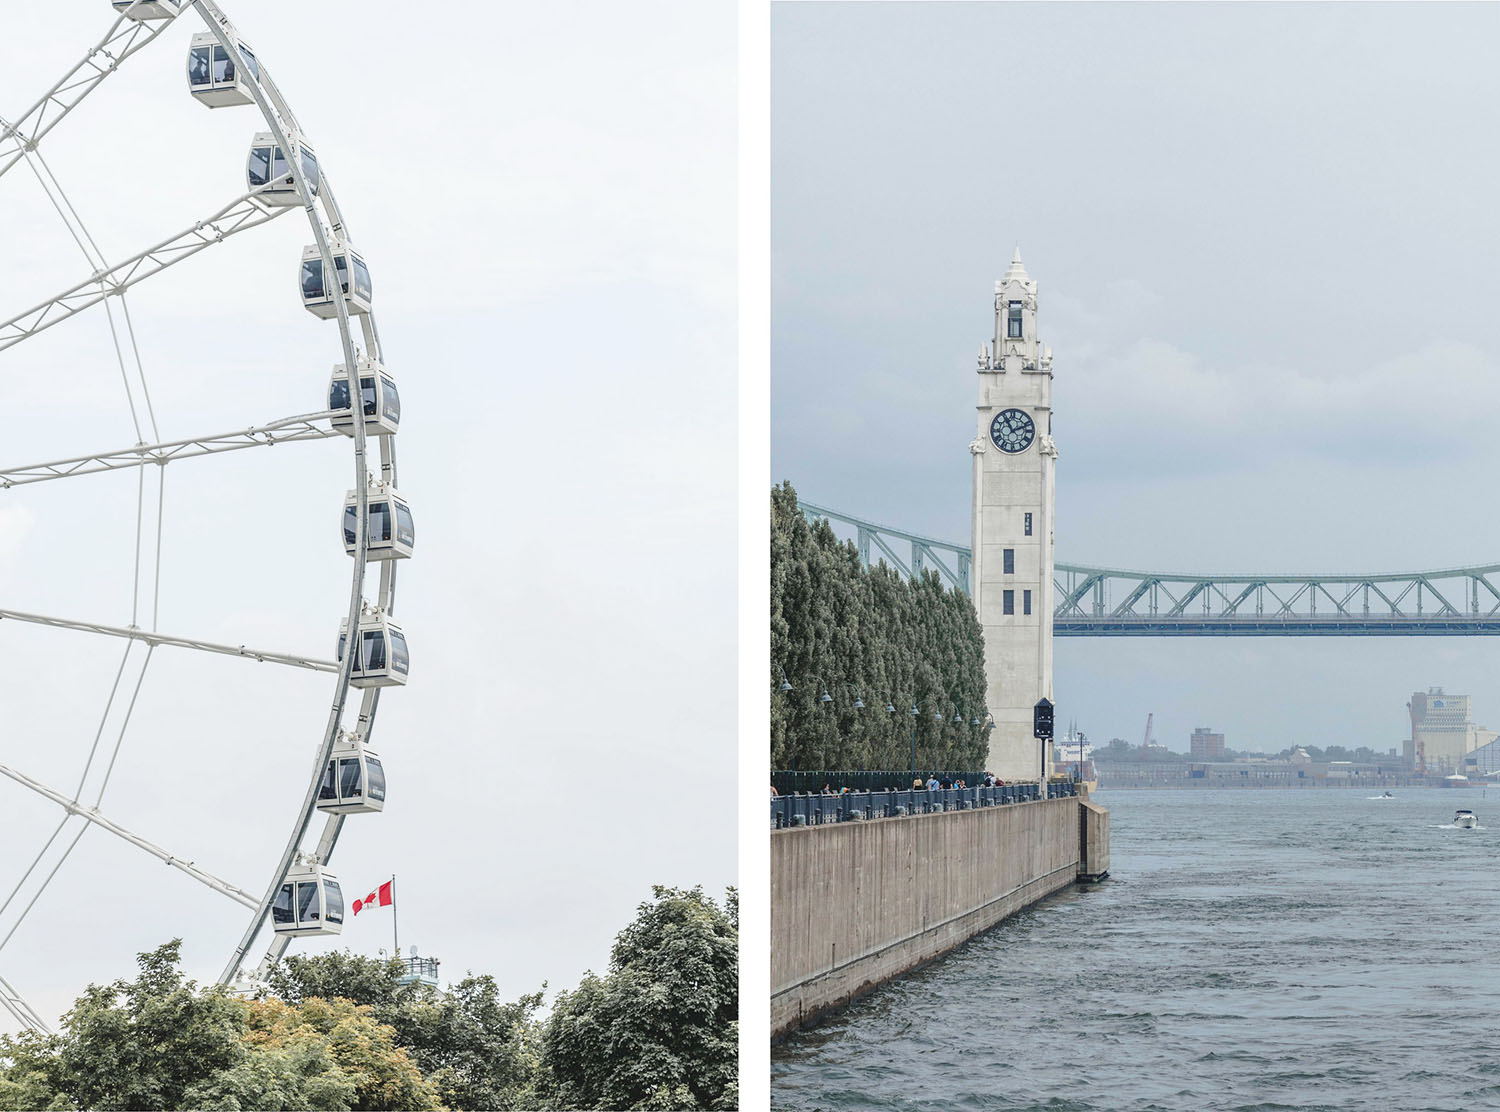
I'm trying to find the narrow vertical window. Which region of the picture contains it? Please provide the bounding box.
[1003,590,1015,615]
[1024,590,1032,615]
[1024,513,1033,536]
[1003,548,1015,574]
[1007,301,1023,339]
[189,46,212,86]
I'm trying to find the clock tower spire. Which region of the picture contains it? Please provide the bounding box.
[970,248,1056,781]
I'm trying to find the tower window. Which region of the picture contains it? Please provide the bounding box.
[1003,590,1015,615]
[1024,513,1033,536]
[1003,548,1015,574]
[1024,590,1032,615]
[1007,301,1023,339]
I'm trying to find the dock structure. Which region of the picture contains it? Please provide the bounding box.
[771,793,1108,1039]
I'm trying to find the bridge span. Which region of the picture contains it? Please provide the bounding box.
[800,502,1500,636]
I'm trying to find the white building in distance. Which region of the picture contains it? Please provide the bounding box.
[1407,687,1497,771]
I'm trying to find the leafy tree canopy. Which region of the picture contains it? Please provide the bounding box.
[772,482,987,772]
[539,886,738,1112]
[1,886,738,1112]
[266,950,544,1111]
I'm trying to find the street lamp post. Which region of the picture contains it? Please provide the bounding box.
[908,703,920,784]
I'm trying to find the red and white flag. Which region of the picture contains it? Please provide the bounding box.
[352,879,393,916]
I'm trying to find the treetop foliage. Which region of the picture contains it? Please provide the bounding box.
[541,886,738,1112]
[772,482,988,772]
[0,886,738,1112]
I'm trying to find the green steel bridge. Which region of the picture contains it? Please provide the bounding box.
[800,502,1500,636]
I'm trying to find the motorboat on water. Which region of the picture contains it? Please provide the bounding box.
[1455,809,1477,830]
[1382,791,1394,798]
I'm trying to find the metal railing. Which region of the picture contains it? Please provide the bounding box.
[770,781,1079,829]
[397,955,440,986]
[772,770,990,795]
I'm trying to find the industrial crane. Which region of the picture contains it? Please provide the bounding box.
[1140,713,1154,760]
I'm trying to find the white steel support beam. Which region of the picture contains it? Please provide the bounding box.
[0,10,180,181]
[0,609,336,673]
[0,188,292,353]
[0,763,256,909]
[0,971,50,1033]
[0,411,339,489]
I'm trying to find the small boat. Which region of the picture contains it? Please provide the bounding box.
[1455,809,1477,830]
[1383,791,1394,798]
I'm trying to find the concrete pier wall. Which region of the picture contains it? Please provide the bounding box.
[1080,799,1110,881]
[772,796,1106,1038]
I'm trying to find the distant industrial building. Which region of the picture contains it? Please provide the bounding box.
[1190,727,1226,760]
[1462,736,1500,778]
[1407,688,1498,772]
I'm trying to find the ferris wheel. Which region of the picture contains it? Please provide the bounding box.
[0,0,410,1030]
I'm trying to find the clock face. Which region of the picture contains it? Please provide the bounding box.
[990,408,1036,454]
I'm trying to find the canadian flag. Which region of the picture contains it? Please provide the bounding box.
[352,879,393,916]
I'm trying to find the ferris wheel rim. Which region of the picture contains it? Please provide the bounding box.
[187,0,400,987]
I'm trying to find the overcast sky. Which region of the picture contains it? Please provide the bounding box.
[772,3,1500,756]
[0,0,734,1030]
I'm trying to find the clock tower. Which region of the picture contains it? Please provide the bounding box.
[970,248,1056,781]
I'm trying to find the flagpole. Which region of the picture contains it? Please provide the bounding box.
[391,874,399,957]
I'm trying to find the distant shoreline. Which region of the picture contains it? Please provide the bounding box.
[1096,781,1484,791]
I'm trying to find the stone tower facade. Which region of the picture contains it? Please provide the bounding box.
[969,249,1056,781]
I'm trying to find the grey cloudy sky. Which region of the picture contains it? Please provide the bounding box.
[1,0,734,1029]
[772,3,1500,754]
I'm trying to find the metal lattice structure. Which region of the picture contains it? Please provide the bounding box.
[0,1,407,1031]
[801,503,1500,635]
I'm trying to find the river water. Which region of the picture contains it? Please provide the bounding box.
[771,787,1500,1112]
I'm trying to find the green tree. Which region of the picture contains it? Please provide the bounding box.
[391,975,543,1111]
[51,940,247,1111]
[180,1034,357,1111]
[267,951,544,1110]
[265,951,410,1010]
[227,997,440,1112]
[771,482,987,772]
[1,885,738,1112]
[0,942,442,1112]
[0,1029,69,1112]
[539,886,738,1111]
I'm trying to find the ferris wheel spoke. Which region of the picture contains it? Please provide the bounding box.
[0,762,257,911]
[0,608,337,672]
[0,410,338,489]
[17,145,162,445]
[0,971,51,1034]
[0,9,180,183]
[0,187,293,355]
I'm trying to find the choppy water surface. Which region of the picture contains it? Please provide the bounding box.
[772,788,1500,1112]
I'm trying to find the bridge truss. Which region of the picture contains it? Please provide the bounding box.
[800,502,1500,636]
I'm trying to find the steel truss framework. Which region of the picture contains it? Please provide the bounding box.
[0,185,293,352]
[0,0,403,1031]
[801,503,1500,636]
